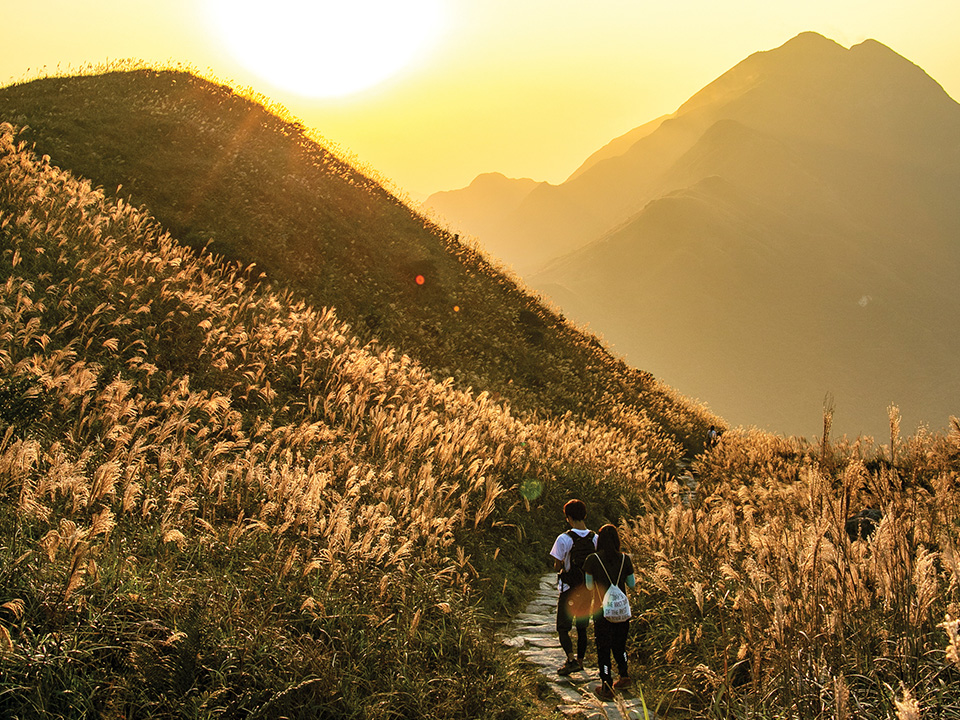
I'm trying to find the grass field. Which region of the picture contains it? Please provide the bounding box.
[2,69,959,719]
[0,121,673,718]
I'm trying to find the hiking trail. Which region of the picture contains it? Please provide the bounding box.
[501,572,653,720]
[502,463,699,717]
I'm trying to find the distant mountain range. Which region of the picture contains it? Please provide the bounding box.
[424,32,960,438]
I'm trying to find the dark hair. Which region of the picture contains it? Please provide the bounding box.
[595,524,622,565]
[563,499,587,521]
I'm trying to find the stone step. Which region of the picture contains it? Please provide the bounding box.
[507,572,654,719]
[514,612,551,624]
[512,624,554,636]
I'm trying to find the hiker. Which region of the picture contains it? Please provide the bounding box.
[707,425,719,447]
[583,523,635,700]
[549,498,597,676]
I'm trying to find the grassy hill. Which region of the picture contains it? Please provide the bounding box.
[3,68,960,720]
[0,68,719,719]
[0,120,676,718]
[0,68,717,458]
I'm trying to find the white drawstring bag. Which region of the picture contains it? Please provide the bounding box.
[598,555,631,623]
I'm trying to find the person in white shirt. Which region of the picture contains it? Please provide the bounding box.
[549,498,597,676]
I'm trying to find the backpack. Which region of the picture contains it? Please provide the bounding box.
[597,554,632,623]
[559,530,595,588]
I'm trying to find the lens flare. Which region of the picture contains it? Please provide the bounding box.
[519,478,543,500]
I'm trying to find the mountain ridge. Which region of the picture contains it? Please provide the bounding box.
[424,33,960,437]
[426,32,960,273]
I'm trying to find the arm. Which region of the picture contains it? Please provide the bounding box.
[626,573,636,588]
[549,533,570,573]
[584,573,594,590]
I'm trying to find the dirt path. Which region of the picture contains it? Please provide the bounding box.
[501,573,653,719]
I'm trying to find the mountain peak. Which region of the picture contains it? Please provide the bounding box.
[672,30,960,162]
[848,37,924,74]
[675,32,847,117]
[468,171,540,189]
[778,31,846,53]
[851,37,894,52]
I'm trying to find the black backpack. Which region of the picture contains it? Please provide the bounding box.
[559,529,595,587]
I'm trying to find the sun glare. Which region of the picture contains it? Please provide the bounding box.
[204,0,445,98]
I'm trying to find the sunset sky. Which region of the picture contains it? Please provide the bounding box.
[3,1,958,197]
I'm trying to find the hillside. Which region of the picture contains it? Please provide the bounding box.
[0,120,681,718]
[0,68,716,455]
[424,33,960,438]
[6,107,960,720]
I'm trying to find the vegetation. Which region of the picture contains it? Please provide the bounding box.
[0,67,716,457]
[0,122,671,718]
[627,416,960,718]
[1,67,959,720]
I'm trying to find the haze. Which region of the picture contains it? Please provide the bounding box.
[424,32,960,439]
[2,1,958,196]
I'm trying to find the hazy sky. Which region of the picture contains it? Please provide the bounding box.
[2,1,958,196]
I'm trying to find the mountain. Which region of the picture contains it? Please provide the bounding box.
[424,33,960,438]
[423,172,544,247]
[0,68,717,454]
[424,117,668,261]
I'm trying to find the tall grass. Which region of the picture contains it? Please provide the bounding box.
[624,421,960,718]
[0,122,680,718]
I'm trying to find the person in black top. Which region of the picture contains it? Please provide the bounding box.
[583,523,636,700]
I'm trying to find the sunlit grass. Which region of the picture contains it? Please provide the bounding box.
[624,420,960,718]
[0,122,679,718]
[4,64,958,720]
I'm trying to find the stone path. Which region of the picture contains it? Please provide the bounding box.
[501,573,654,720]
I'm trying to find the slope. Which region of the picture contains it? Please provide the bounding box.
[0,121,683,718]
[0,68,717,454]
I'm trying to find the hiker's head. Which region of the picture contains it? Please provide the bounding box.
[596,524,621,555]
[563,499,587,522]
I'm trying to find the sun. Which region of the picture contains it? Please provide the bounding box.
[203,0,445,98]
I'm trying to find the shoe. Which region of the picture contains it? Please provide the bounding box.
[557,658,584,676]
[613,676,632,690]
[593,684,615,701]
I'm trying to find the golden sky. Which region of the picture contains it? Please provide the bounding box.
[3,1,958,197]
